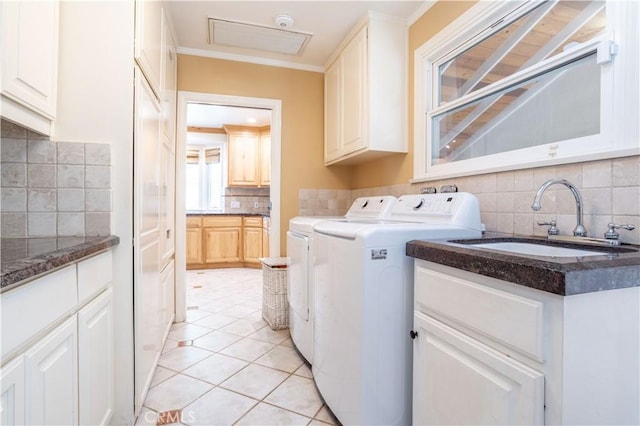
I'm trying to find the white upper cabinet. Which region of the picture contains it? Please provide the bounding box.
[0,0,59,135]
[134,0,163,98]
[324,12,407,165]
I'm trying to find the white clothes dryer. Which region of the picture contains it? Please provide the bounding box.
[312,193,483,425]
[286,196,398,364]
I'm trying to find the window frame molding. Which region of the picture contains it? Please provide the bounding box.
[412,0,640,182]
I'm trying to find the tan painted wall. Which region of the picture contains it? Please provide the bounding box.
[352,1,477,188]
[177,54,352,254]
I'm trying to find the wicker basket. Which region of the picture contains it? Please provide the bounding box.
[260,257,289,330]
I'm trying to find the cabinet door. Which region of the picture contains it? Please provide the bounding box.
[160,259,175,330]
[186,228,203,266]
[204,227,242,263]
[413,312,544,426]
[134,0,162,97]
[1,356,25,426]
[262,228,270,258]
[1,0,58,133]
[341,27,366,154]
[260,131,271,187]
[78,288,114,426]
[160,9,177,142]
[243,226,263,264]
[160,133,176,266]
[227,132,259,186]
[324,59,341,162]
[25,316,78,426]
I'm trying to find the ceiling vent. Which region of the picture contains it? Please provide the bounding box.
[208,17,312,56]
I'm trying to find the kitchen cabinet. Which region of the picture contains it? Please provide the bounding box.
[262,216,270,257]
[204,216,243,264]
[259,127,271,187]
[324,12,407,165]
[25,316,78,426]
[0,251,114,426]
[187,215,268,269]
[78,288,114,426]
[0,356,25,426]
[413,259,640,425]
[134,0,162,98]
[186,216,203,265]
[0,0,59,135]
[226,125,270,187]
[243,216,263,265]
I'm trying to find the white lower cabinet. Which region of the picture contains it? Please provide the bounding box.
[25,316,78,426]
[0,356,25,426]
[0,251,114,426]
[413,312,544,425]
[78,288,114,426]
[413,259,640,425]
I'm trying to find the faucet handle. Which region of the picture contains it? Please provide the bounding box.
[604,223,636,240]
[537,220,559,236]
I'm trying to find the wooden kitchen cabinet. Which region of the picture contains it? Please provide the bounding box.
[259,127,271,187]
[0,0,59,135]
[204,216,242,264]
[324,12,407,165]
[187,215,268,269]
[225,125,270,187]
[243,217,263,265]
[186,217,203,265]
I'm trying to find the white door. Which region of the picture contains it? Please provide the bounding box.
[78,288,114,426]
[133,68,162,414]
[25,317,78,426]
[413,312,544,425]
[0,356,25,426]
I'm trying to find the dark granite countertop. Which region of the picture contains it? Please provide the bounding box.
[187,211,269,217]
[406,234,640,296]
[1,235,120,292]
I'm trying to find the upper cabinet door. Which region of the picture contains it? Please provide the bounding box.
[134,0,162,98]
[1,0,59,134]
[340,27,366,154]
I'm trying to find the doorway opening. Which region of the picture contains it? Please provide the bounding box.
[175,91,282,322]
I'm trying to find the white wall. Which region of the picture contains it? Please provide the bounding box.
[56,2,136,424]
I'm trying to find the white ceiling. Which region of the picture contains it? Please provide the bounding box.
[187,103,272,128]
[174,1,429,128]
[166,1,430,72]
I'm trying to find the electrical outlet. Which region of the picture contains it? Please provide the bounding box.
[253,202,260,209]
[231,201,240,209]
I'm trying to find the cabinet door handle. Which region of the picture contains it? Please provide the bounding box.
[409,330,418,339]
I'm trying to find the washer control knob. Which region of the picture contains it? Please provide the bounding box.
[413,199,424,210]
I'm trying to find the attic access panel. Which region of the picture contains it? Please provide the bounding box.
[208,18,312,56]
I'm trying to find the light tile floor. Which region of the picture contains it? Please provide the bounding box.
[136,268,339,426]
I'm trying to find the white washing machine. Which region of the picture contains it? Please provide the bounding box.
[312,193,483,425]
[286,196,398,364]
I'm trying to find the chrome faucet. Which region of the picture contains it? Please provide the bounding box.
[531,178,587,237]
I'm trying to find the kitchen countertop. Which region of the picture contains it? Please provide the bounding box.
[187,211,269,217]
[1,235,120,292]
[406,234,640,296]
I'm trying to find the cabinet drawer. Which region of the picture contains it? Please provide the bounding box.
[203,216,242,227]
[415,264,544,362]
[186,216,202,227]
[77,251,112,305]
[1,265,78,359]
[243,216,263,228]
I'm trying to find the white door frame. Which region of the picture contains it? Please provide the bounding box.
[174,91,282,322]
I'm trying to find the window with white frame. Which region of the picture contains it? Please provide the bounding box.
[185,145,224,211]
[413,0,639,180]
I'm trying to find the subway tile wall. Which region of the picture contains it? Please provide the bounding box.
[301,156,640,245]
[1,120,111,237]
